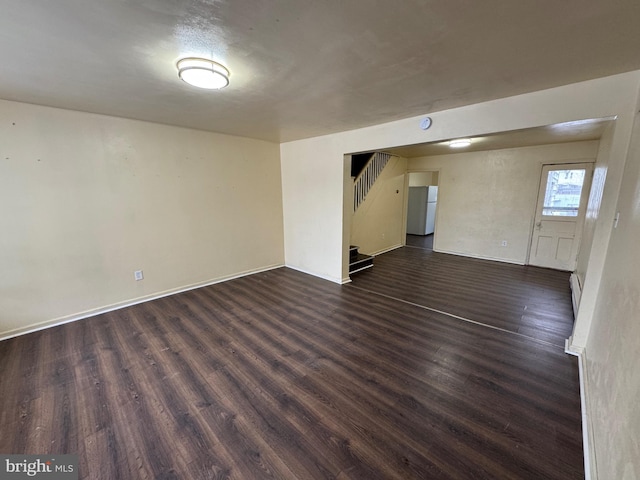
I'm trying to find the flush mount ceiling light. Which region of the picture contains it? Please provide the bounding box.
[176,57,230,89]
[449,138,472,148]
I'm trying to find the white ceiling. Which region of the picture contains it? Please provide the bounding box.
[1,1,639,143]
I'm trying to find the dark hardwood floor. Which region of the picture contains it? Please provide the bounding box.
[0,251,583,479]
[354,241,574,347]
[406,234,434,250]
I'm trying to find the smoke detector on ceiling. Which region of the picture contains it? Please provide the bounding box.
[420,117,432,130]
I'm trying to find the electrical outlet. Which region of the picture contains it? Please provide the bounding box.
[501,240,508,247]
[134,270,144,281]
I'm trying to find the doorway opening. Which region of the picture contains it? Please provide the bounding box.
[341,116,615,281]
[406,171,440,251]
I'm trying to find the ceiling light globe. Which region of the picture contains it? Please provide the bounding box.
[449,139,472,148]
[177,58,230,89]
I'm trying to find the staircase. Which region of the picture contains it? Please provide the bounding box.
[349,245,374,274]
[349,151,391,275]
[353,152,391,212]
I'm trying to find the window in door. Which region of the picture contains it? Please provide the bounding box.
[541,168,586,217]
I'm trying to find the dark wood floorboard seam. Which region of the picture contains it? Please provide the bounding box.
[346,283,566,350]
[403,244,432,251]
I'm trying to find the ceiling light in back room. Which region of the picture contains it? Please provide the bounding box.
[177,57,230,89]
[449,138,472,148]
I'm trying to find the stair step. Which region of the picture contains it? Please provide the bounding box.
[349,253,374,274]
[349,245,360,262]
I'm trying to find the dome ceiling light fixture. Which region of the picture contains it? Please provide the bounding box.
[449,138,472,148]
[176,57,230,89]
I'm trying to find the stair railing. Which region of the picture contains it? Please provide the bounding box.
[353,152,391,211]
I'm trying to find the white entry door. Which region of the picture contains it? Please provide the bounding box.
[528,163,593,270]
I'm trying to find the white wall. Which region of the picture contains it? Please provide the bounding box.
[408,142,598,264]
[570,111,639,352]
[583,107,640,480]
[0,99,284,338]
[351,156,407,255]
[280,135,346,282]
[575,123,615,289]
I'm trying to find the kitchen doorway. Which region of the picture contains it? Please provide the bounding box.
[406,170,439,251]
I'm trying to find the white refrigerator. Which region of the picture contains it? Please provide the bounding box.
[407,186,438,235]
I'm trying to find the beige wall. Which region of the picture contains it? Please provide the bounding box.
[351,156,407,255]
[585,107,640,480]
[408,171,439,186]
[408,142,598,264]
[0,99,284,338]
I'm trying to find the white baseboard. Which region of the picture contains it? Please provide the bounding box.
[565,336,585,356]
[564,343,597,480]
[372,243,403,256]
[434,248,525,265]
[284,264,344,285]
[0,263,284,342]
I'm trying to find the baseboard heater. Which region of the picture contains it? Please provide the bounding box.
[570,273,582,319]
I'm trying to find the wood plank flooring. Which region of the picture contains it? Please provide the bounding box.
[352,243,574,346]
[406,234,434,250]
[0,256,583,479]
